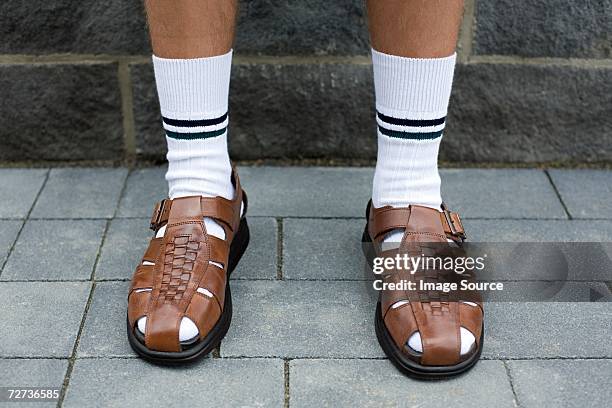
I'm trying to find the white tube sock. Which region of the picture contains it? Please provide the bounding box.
[153,50,234,201]
[371,49,456,212]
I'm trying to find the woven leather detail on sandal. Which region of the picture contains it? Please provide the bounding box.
[416,268,453,315]
[159,234,201,304]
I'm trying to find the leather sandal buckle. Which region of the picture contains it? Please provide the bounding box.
[441,203,466,240]
[150,199,167,231]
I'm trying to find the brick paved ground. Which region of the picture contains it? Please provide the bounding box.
[0,167,611,407]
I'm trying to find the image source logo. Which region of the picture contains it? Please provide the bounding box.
[364,242,612,302]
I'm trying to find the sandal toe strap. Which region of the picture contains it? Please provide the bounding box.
[129,264,154,292]
[411,301,462,366]
[460,302,484,347]
[383,302,419,354]
[127,289,150,329]
[185,293,222,341]
[144,303,183,352]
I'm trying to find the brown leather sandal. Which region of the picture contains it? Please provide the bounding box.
[362,200,484,379]
[126,169,249,363]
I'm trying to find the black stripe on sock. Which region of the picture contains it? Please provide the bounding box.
[165,127,227,140]
[162,112,228,128]
[378,125,443,140]
[377,111,445,127]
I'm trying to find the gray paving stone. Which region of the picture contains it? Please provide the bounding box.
[63,357,284,407]
[441,169,567,219]
[230,168,566,219]
[202,287,606,366]
[30,168,128,219]
[474,0,612,58]
[508,359,612,408]
[283,218,365,280]
[283,219,612,281]
[0,282,91,357]
[548,170,612,219]
[119,166,370,219]
[97,217,276,280]
[0,359,68,408]
[290,359,516,408]
[1,220,106,281]
[116,168,167,217]
[221,280,383,358]
[113,167,610,220]
[0,221,22,268]
[232,217,278,280]
[95,218,150,280]
[0,64,124,161]
[483,282,612,302]
[282,218,612,282]
[464,220,612,282]
[248,167,567,218]
[224,281,611,360]
[0,169,47,218]
[77,282,134,358]
[484,302,612,359]
[238,167,373,217]
[465,219,612,242]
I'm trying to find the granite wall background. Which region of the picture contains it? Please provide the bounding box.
[1,1,611,164]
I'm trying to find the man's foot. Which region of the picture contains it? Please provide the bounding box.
[363,201,484,379]
[126,168,249,363]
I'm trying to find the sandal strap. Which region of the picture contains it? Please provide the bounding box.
[200,197,238,234]
[411,301,462,365]
[150,196,240,233]
[150,166,246,235]
[368,205,412,241]
[367,201,465,242]
[142,237,162,264]
[150,198,171,231]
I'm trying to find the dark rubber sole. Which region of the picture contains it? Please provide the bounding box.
[127,217,250,365]
[362,223,483,380]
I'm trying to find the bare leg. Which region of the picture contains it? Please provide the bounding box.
[367,0,464,57]
[145,0,238,58]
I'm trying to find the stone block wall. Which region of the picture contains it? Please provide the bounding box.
[1,1,610,163]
